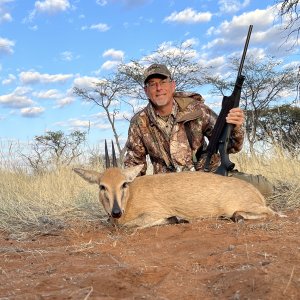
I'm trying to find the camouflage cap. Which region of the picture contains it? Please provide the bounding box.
[144,63,171,84]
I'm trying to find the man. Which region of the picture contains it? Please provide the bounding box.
[124,63,273,196]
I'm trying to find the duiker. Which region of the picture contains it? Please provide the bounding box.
[73,142,277,228]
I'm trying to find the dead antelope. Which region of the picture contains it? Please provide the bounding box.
[73,141,277,228]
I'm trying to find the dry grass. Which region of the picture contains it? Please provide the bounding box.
[0,167,106,239]
[233,147,300,186]
[233,146,300,210]
[0,144,299,238]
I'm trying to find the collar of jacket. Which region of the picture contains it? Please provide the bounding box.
[145,101,173,127]
[174,92,204,123]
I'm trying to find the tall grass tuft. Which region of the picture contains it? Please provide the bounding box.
[0,167,106,239]
[233,145,300,211]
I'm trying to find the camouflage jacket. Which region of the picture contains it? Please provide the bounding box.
[124,92,244,175]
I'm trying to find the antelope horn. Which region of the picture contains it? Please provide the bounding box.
[105,139,110,169]
[111,140,118,167]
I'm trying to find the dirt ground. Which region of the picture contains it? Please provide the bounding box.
[0,210,299,300]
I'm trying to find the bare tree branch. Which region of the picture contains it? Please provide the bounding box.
[276,0,300,46]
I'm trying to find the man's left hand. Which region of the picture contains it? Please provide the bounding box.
[226,107,244,128]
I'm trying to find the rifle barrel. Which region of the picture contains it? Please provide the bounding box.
[237,25,253,77]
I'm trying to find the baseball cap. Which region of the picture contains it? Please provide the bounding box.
[143,63,171,84]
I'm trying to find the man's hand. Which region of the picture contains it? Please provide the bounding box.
[226,107,244,128]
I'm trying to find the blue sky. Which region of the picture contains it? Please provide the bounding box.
[0,0,299,150]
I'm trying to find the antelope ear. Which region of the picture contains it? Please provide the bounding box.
[73,168,102,184]
[122,165,143,182]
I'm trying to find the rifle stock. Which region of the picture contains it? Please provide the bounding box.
[204,25,253,175]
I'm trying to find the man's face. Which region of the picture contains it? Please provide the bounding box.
[144,76,176,109]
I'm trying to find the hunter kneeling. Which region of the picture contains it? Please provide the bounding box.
[123,63,273,198]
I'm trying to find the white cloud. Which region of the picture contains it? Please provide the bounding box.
[101,60,120,70]
[31,88,74,108]
[0,12,12,22]
[90,23,110,31]
[0,87,35,108]
[33,88,75,107]
[33,89,61,99]
[101,49,124,71]
[0,0,13,23]
[0,1,15,5]
[21,106,45,117]
[209,7,275,37]
[94,123,112,129]
[60,51,73,61]
[0,37,15,55]
[247,47,266,60]
[164,8,212,24]
[103,48,124,60]
[2,73,16,85]
[24,0,71,22]
[202,38,226,50]
[34,0,71,14]
[29,25,38,31]
[81,23,110,32]
[119,0,150,9]
[198,55,226,69]
[69,119,92,128]
[60,50,79,61]
[55,118,112,130]
[182,38,199,48]
[218,0,250,14]
[19,70,73,84]
[96,0,107,6]
[203,5,289,56]
[73,76,101,89]
[55,96,74,108]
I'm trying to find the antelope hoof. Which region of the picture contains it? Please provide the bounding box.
[231,212,245,223]
[167,216,189,224]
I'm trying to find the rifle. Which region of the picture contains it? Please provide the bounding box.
[204,25,253,176]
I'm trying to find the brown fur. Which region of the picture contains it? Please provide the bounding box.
[73,165,277,228]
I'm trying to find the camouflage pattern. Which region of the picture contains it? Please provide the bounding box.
[124,91,244,176]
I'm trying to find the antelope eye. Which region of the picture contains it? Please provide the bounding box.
[122,182,128,189]
[99,184,106,192]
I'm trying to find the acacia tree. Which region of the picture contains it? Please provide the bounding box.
[74,74,128,162]
[243,56,298,152]
[23,130,86,173]
[256,105,300,155]
[206,54,298,153]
